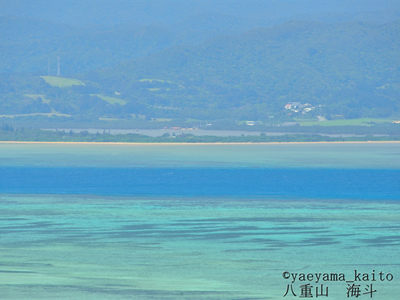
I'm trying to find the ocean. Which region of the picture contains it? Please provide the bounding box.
[0,143,399,299]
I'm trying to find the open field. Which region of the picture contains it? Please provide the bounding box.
[98,117,124,121]
[24,94,51,103]
[153,118,173,122]
[40,76,85,88]
[297,118,394,126]
[92,94,127,105]
[139,78,185,88]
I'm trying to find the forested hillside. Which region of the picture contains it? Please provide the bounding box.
[0,11,263,75]
[0,5,399,127]
[85,20,400,120]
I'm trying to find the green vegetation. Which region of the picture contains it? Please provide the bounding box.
[85,20,400,122]
[24,94,51,103]
[139,79,171,83]
[0,125,399,143]
[139,78,185,89]
[0,17,399,128]
[40,76,85,88]
[297,118,395,126]
[92,94,127,105]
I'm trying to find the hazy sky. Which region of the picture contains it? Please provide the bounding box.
[0,0,399,26]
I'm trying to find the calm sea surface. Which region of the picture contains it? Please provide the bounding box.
[0,143,399,299]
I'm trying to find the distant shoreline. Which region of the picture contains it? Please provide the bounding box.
[1,141,400,145]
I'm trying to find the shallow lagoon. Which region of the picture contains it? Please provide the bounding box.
[1,142,400,169]
[0,143,399,299]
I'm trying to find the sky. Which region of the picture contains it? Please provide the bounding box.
[0,0,399,26]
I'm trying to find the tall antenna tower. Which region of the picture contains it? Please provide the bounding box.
[57,57,61,77]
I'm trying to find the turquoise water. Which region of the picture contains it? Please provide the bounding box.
[1,143,399,168]
[0,143,399,299]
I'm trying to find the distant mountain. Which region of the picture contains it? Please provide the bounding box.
[1,13,399,123]
[85,20,400,120]
[0,16,75,43]
[167,12,255,44]
[0,16,179,74]
[291,9,400,24]
[1,3,399,75]
[0,12,258,75]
